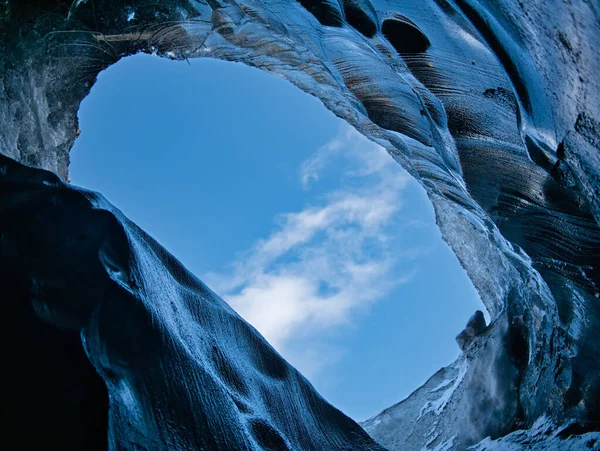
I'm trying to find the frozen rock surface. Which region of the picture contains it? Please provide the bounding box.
[455,310,486,350]
[1,0,599,449]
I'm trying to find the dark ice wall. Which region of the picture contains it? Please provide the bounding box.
[0,154,385,450]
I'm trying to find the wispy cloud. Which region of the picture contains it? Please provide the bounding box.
[299,126,395,189]
[204,125,416,377]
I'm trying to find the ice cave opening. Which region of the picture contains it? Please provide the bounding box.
[69,53,487,422]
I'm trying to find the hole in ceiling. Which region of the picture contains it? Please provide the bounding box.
[382,16,431,54]
[70,53,485,421]
[296,0,344,27]
[342,0,378,38]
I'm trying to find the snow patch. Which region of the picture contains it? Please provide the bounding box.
[429,378,453,393]
[418,359,468,420]
[422,434,456,451]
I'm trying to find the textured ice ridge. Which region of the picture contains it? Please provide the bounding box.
[1,0,599,449]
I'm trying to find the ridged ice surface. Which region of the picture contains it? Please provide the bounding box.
[1,0,599,449]
[0,154,384,450]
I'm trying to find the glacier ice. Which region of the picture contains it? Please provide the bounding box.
[0,154,385,450]
[1,0,599,449]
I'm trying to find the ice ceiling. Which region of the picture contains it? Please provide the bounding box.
[1,0,599,449]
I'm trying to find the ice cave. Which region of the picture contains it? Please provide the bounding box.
[69,52,487,422]
[1,0,599,449]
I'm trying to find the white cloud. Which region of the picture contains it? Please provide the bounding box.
[204,124,416,376]
[299,129,346,188]
[299,125,400,189]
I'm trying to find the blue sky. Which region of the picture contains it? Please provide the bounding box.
[70,54,485,421]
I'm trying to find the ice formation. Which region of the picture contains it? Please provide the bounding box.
[1,0,599,449]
